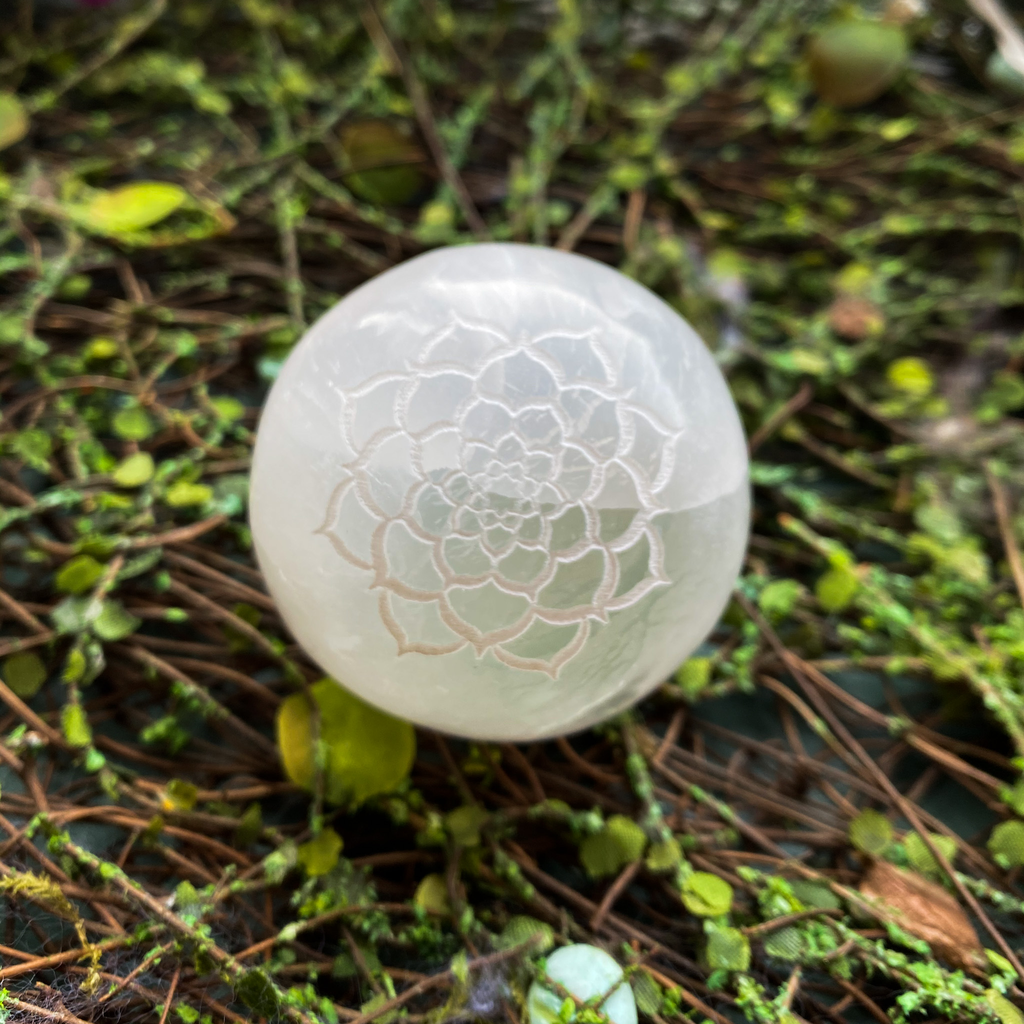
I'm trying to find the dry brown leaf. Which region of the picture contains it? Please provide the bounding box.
[859,859,983,969]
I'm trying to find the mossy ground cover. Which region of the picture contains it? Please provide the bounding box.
[2,1,1024,1022]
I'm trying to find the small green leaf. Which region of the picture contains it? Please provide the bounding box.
[580,815,647,879]
[904,832,956,877]
[234,802,263,848]
[92,600,141,641]
[276,678,415,807]
[496,915,555,953]
[988,820,1024,868]
[112,407,154,441]
[849,809,893,856]
[705,924,750,971]
[807,21,907,108]
[86,336,118,359]
[644,837,682,873]
[297,827,343,876]
[815,565,859,613]
[631,971,663,1017]
[62,703,92,747]
[789,879,841,911]
[234,969,281,1018]
[162,779,199,813]
[112,451,155,487]
[681,872,733,917]
[758,579,804,621]
[79,182,187,235]
[0,93,28,150]
[340,121,424,206]
[413,873,451,915]
[675,657,712,699]
[56,555,105,595]
[210,396,246,422]
[764,926,804,960]
[3,651,46,698]
[445,805,488,847]
[887,356,933,397]
[987,991,1024,1024]
[165,480,213,507]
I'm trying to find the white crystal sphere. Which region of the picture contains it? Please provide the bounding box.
[250,243,748,741]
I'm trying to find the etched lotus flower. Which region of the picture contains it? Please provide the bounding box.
[316,316,683,677]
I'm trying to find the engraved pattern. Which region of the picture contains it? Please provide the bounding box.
[316,316,682,676]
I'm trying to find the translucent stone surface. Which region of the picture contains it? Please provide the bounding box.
[527,944,637,1024]
[250,243,749,740]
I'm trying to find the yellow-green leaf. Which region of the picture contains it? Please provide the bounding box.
[0,93,28,151]
[989,820,1024,868]
[165,481,213,507]
[816,565,859,613]
[56,555,105,595]
[645,837,682,873]
[496,915,555,953]
[112,407,154,441]
[3,651,46,698]
[445,805,488,847]
[807,21,908,108]
[62,703,92,747]
[80,182,187,235]
[340,121,424,206]
[112,451,155,488]
[297,827,343,876]
[675,657,712,699]
[276,678,415,807]
[162,779,199,813]
[887,356,933,397]
[904,832,956,877]
[849,808,893,856]
[705,924,750,971]
[681,872,733,917]
[987,990,1024,1024]
[413,872,451,915]
[580,815,647,879]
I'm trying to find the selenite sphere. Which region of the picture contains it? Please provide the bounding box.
[250,243,749,741]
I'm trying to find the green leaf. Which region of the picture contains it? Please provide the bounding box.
[234,802,263,848]
[234,969,281,1018]
[987,991,1024,1024]
[276,678,415,807]
[340,121,424,206]
[165,481,213,507]
[886,356,933,397]
[3,651,46,698]
[56,555,105,595]
[297,827,343,876]
[904,832,956,877]
[763,926,803,960]
[807,21,907,108]
[413,873,451,915]
[758,579,804,621]
[496,915,555,953]
[644,837,682,873]
[815,565,859,613]
[210,396,246,422]
[849,809,893,856]
[0,93,28,150]
[162,779,199,813]
[52,597,92,635]
[705,924,750,971]
[92,600,141,641]
[675,657,712,699]
[62,703,92,747]
[789,879,841,911]
[79,182,187,235]
[9,428,52,471]
[112,451,155,488]
[580,815,647,879]
[681,872,733,917]
[112,407,154,441]
[988,820,1024,868]
[445,805,488,847]
[630,971,663,1017]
